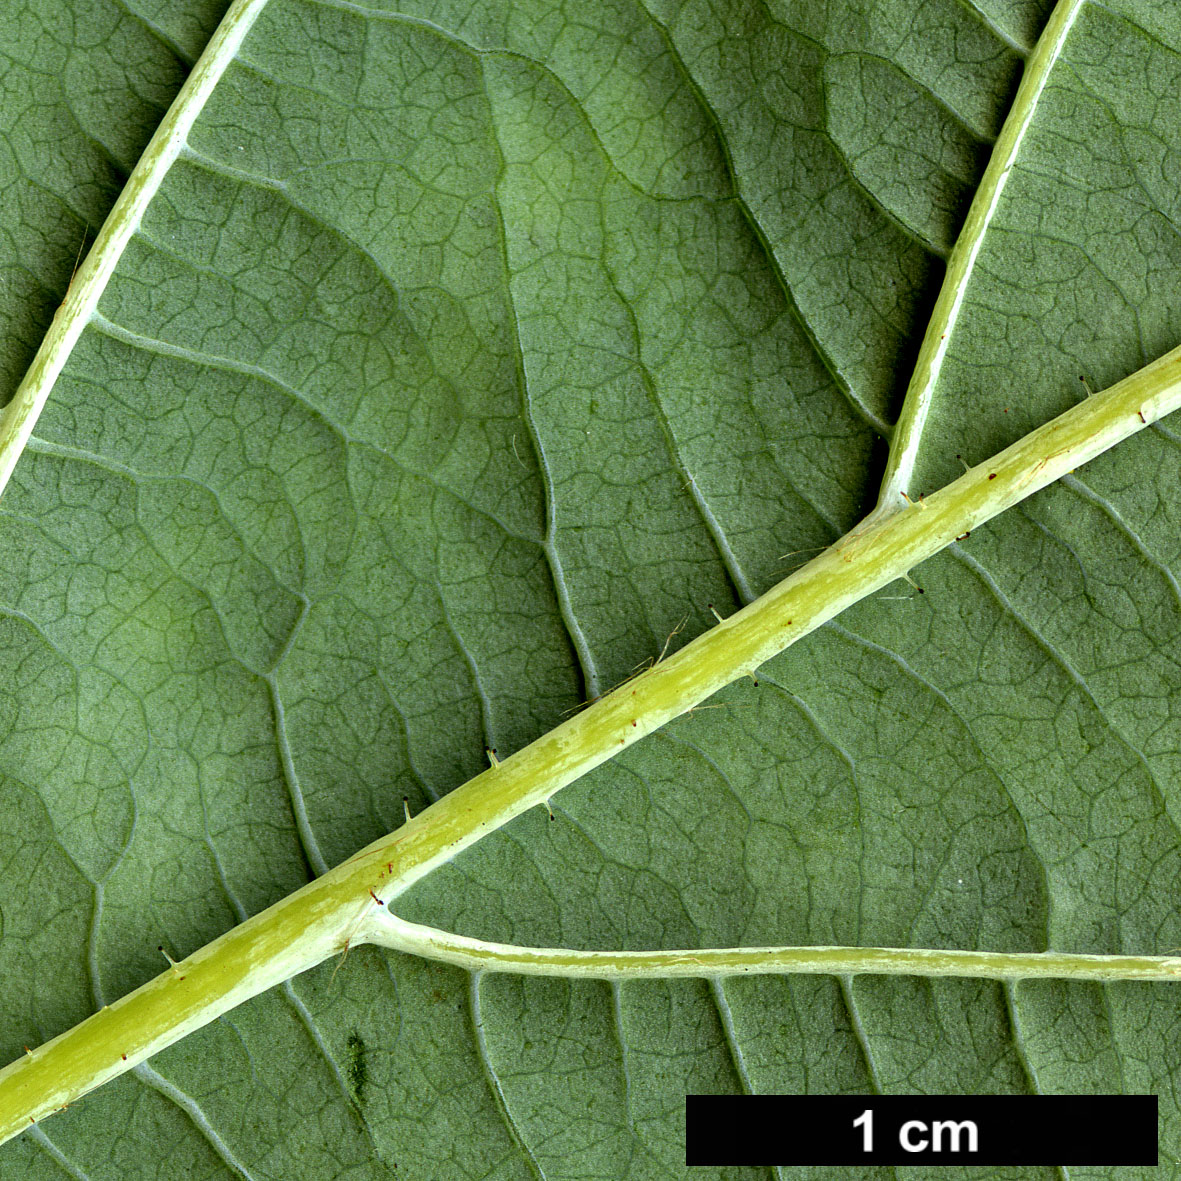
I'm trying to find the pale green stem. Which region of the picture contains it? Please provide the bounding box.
[371,915,1181,982]
[874,0,1084,516]
[2,342,1180,1145]
[0,0,270,498]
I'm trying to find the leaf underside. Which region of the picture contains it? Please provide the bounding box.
[3,0,1181,1177]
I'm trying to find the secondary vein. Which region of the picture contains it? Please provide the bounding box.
[0,0,271,501]
[875,0,1086,515]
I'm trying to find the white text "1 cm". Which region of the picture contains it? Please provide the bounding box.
[853,1108,979,1154]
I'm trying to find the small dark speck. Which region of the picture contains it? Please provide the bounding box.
[346,1032,367,1101]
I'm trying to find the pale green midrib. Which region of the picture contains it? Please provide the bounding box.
[3,343,1181,1146]
[0,0,271,501]
[357,342,1181,907]
[371,915,1181,982]
[874,0,1085,515]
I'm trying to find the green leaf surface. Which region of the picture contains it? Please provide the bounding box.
[2,0,1181,1177]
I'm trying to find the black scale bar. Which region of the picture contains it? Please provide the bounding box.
[686,1094,1157,1166]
